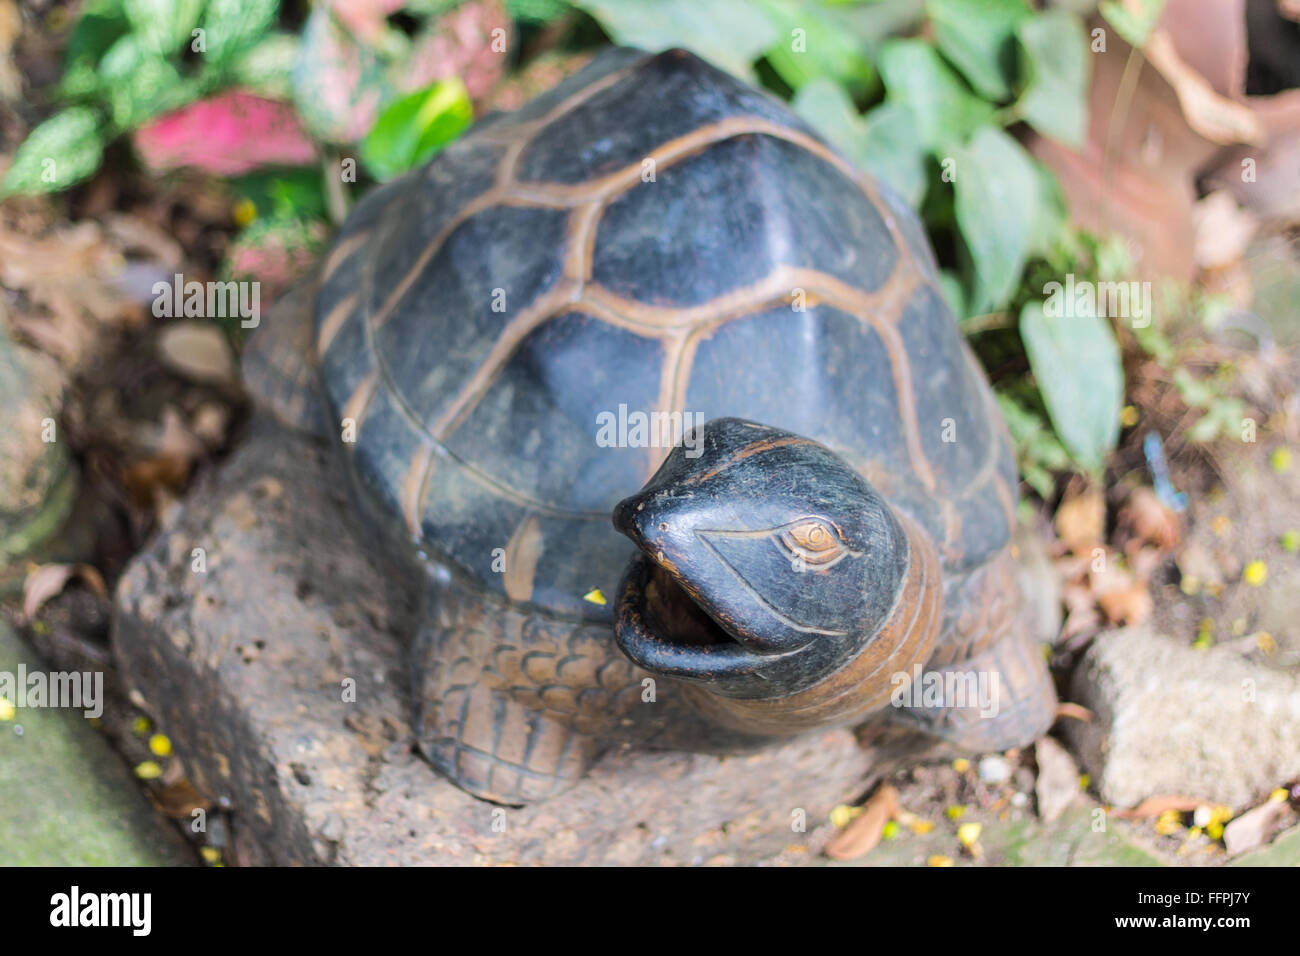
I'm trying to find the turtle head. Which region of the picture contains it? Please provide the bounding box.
[612,417,924,707]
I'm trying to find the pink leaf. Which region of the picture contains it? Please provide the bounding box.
[134,91,317,176]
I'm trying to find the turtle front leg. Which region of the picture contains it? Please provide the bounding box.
[411,573,646,805]
[886,551,1056,751]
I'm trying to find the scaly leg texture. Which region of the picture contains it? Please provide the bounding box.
[889,548,1056,751]
[412,576,646,804]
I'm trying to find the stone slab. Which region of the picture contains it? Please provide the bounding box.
[113,417,915,865]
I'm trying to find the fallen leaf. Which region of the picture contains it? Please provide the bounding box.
[158,321,236,384]
[1119,486,1182,550]
[1112,794,1207,819]
[1056,484,1106,554]
[1144,28,1264,145]
[149,778,212,819]
[824,784,898,861]
[1222,797,1294,854]
[22,563,107,620]
[1096,578,1154,626]
[1055,702,1095,722]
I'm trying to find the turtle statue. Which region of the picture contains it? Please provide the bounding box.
[243,47,1057,805]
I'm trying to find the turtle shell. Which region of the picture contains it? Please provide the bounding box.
[313,47,1019,623]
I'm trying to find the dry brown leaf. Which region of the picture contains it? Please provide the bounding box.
[22,563,107,620]
[1120,487,1182,551]
[1055,702,1095,722]
[1056,486,1106,554]
[1112,795,1206,819]
[1223,797,1294,854]
[122,407,207,507]
[824,784,898,861]
[1145,29,1264,145]
[149,778,212,819]
[1096,579,1154,626]
[158,321,236,384]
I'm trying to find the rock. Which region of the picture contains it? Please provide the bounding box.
[112,417,910,865]
[0,339,76,565]
[1065,626,1300,809]
[1034,736,1080,822]
[0,622,193,865]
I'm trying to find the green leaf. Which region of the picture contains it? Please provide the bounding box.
[1,108,106,197]
[925,0,1030,102]
[949,125,1040,313]
[995,389,1072,498]
[791,77,863,156]
[1015,10,1090,147]
[571,0,781,80]
[755,0,875,94]
[791,81,926,208]
[1019,300,1123,472]
[123,0,204,57]
[1099,0,1167,49]
[201,0,280,64]
[98,34,195,130]
[860,102,927,208]
[232,32,299,99]
[878,39,994,150]
[63,0,130,71]
[360,78,474,182]
[1027,159,1066,259]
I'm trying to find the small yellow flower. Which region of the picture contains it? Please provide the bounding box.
[232,199,257,227]
[1243,560,1268,587]
[132,716,151,736]
[1206,820,1224,841]
[1192,618,1213,649]
[0,697,14,721]
[829,804,862,829]
[200,847,222,864]
[1120,405,1139,428]
[957,822,982,847]
[882,820,900,840]
[1256,632,1277,655]
[1180,575,1201,596]
[1155,809,1183,835]
[134,761,163,780]
[1281,530,1299,553]
[951,758,970,773]
[1271,447,1292,473]
[149,733,172,757]
[1078,774,1090,790]
[582,588,607,605]
[945,804,967,820]
[928,855,954,867]
[1269,788,1289,803]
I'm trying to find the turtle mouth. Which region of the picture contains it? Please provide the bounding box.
[613,549,775,684]
[636,556,738,648]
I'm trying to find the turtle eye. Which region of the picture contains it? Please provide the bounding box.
[778,518,847,570]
